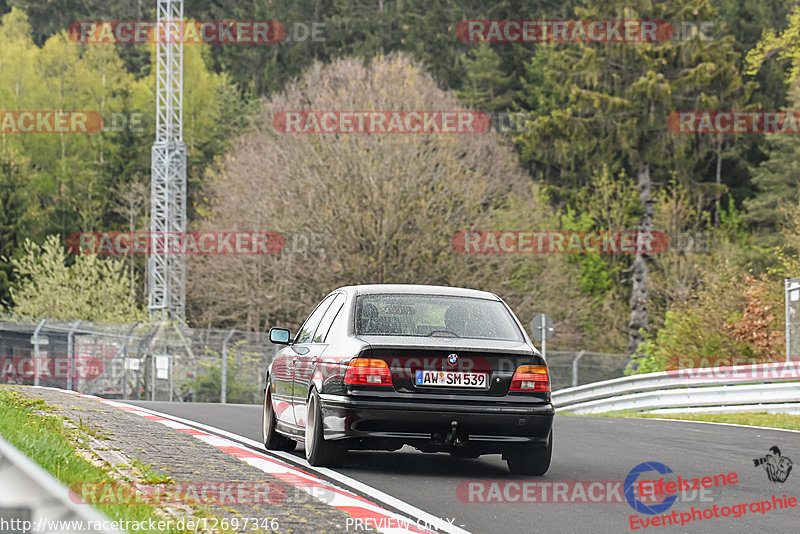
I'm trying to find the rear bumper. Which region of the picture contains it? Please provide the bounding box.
[318,393,554,451]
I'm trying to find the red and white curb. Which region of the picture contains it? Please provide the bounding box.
[34,388,466,534]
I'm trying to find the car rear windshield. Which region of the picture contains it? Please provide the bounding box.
[355,294,524,341]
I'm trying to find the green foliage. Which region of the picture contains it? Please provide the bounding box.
[0,388,184,532]
[0,148,32,304]
[719,196,749,244]
[457,43,516,111]
[746,4,800,83]
[0,0,797,359]
[577,255,616,299]
[628,309,750,374]
[0,7,246,311]
[186,343,262,404]
[626,336,668,375]
[628,269,785,374]
[743,87,800,230]
[558,207,616,300]
[7,235,145,322]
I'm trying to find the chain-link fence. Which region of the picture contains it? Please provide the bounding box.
[0,314,274,404]
[545,350,629,391]
[1,314,631,400]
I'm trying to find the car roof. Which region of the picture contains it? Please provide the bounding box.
[336,284,501,300]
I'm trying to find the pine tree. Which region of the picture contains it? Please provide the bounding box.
[0,150,30,306]
[744,8,800,229]
[515,0,748,354]
[457,42,516,111]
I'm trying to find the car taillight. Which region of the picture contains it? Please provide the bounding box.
[509,365,550,392]
[344,358,393,386]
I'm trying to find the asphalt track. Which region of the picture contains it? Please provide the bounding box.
[128,401,800,534]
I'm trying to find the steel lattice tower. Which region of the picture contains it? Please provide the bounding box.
[148,0,186,322]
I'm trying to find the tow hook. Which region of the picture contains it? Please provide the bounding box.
[445,420,461,446]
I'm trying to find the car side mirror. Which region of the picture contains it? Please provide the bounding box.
[269,328,292,345]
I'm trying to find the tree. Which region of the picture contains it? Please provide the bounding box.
[628,264,764,374]
[0,7,244,269]
[514,0,749,354]
[457,42,516,111]
[7,235,145,322]
[0,149,31,305]
[742,6,800,235]
[743,106,800,230]
[723,275,784,359]
[188,54,553,331]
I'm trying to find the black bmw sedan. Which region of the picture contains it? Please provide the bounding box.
[262,284,554,475]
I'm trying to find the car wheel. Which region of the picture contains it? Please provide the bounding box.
[262,388,296,451]
[506,430,552,476]
[305,389,346,467]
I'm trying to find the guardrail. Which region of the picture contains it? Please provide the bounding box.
[0,435,124,534]
[551,361,800,415]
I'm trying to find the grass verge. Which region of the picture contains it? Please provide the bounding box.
[563,409,800,431]
[0,388,190,533]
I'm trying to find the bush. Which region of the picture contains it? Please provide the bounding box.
[628,271,783,374]
[184,343,262,404]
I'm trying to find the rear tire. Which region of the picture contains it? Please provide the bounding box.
[305,389,346,467]
[262,388,296,451]
[506,430,552,475]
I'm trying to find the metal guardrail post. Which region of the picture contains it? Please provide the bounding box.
[150,348,156,402]
[66,320,80,391]
[787,277,800,362]
[169,353,174,402]
[572,350,586,388]
[787,278,792,362]
[32,319,46,387]
[149,321,167,401]
[221,329,235,404]
[133,323,162,401]
[121,322,139,400]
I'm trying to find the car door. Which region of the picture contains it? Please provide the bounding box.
[269,344,296,427]
[290,293,337,426]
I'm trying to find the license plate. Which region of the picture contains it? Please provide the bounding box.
[415,370,488,388]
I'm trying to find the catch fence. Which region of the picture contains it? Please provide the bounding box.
[0,315,273,404]
[0,314,631,400]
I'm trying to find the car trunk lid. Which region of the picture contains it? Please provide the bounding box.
[359,336,540,396]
